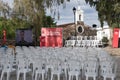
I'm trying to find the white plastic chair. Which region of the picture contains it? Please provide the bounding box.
[16,58,31,80]
[68,59,81,80]
[84,60,98,80]
[100,61,117,80]
[0,56,16,80]
[50,59,63,80]
[65,40,75,47]
[76,40,82,47]
[33,59,46,80]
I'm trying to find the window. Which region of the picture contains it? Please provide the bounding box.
[79,15,81,21]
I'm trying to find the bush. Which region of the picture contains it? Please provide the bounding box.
[102,37,109,44]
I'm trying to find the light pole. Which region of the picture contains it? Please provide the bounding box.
[73,7,76,36]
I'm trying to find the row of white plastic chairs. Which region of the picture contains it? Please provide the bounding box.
[65,40,103,47]
[0,46,117,80]
[69,36,97,40]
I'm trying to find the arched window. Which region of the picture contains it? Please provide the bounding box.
[79,15,81,21]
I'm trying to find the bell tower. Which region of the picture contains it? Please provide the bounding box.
[75,6,84,24]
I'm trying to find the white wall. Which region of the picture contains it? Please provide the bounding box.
[75,6,84,24]
[96,26,110,41]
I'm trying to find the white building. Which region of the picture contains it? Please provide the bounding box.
[75,6,84,24]
[75,6,111,41]
[96,25,111,41]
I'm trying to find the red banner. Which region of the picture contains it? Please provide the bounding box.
[2,30,6,44]
[40,28,63,47]
[41,28,62,37]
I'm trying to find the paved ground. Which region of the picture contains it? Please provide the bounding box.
[103,46,120,56]
[115,56,120,80]
[104,46,120,80]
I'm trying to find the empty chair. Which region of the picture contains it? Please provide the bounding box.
[50,58,63,80]
[81,41,86,47]
[100,60,117,80]
[16,58,31,80]
[33,59,46,80]
[84,60,98,80]
[0,55,16,80]
[65,40,76,47]
[76,40,82,47]
[68,59,81,80]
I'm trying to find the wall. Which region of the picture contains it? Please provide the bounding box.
[96,26,110,41]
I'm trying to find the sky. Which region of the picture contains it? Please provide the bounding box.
[46,0,101,27]
[3,0,102,27]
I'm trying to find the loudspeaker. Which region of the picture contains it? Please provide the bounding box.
[76,25,84,34]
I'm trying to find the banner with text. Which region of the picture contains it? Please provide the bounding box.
[40,28,63,47]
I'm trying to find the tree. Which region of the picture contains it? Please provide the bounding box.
[85,0,120,46]
[42,16,56,28]
[13,0,70,45]
[85,0,120,28]
[0,0,11,18]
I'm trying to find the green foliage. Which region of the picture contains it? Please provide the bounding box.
[42,16,56,28]
[85,0,120,28]
[102,37,109,43]
[0,0,68,42]
[0,17,31,39]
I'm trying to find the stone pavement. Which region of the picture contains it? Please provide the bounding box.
[104,46,120,80]
[115,56,120,80]
[103,46,120,56]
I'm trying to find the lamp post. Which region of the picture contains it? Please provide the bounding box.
[73,7,76,36]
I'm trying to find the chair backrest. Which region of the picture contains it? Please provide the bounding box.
[17,58,30,70]
[100,61,117,75]
[84,60,98,75]
[68,59,81,71]
[33,59,45,71]
[2,56,14,70]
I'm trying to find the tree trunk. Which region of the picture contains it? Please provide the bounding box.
[109,28,113,46]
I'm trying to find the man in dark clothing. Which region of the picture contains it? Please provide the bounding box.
[18,30,28,46]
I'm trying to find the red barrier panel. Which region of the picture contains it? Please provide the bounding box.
[40,36,45,47]
[112,28,119,48]
[40,28,63,47]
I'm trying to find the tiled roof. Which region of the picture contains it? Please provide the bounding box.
[57,21,97,39]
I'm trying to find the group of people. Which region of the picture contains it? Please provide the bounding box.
[0,41,15,55]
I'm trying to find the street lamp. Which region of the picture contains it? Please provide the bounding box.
[73,7,76,36]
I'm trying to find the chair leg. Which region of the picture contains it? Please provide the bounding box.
[35,73,38,80]
[58,74,60,80]
[65,69,67,80]
[71,76,73,80]
[0,71,4,80]
[51,73,53,80]
[69,75,71,80]
[111,77,114,80]
[103,77,106,80]
[17,72,20,80]
[7,72,10,80]
[38,74,41,80]
[23,73,26,80]
[42,73,44,80]
[32,70,35,80]
[86,76,88,80]
[76,75,78,80]
[93,77,96,80]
